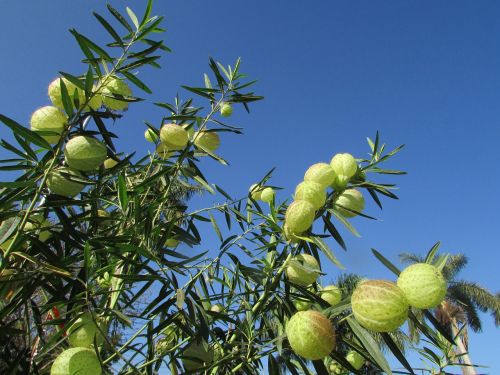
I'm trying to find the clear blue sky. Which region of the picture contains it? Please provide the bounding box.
[1,1,498,373]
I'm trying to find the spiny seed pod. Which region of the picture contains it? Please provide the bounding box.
[160,123,188,150]
[67,312,104,348]
[249,184,264,200]
[320,285,342,306]
[50,347,102,375]
[165,238,179,248]
[283,224,302,243]
[144,128,159,143]
[182,339,214,372]
[156,325,177,355]
[286,310,335,360]
[285,200,316,234]
[293,298,312,311]
[220,102,233,117]
[304,163,336,189]
[24,215,52,242]
[330,153,358,189]
[194,130,220,152]
[156,143,174,159]
[286,253,321,286]
[101,76,132,111]
[103,158,119,169]
[30,106,67,144]
[335,189,365,218]
[346,350,364,370]
[351,280,408,332]
[210,304,224,313]
[397,263,447,309]
[64,136,107,171]
[295,181,326,210]
[260,187,275,203]
[47,167,86,197]
[48,78,102,111]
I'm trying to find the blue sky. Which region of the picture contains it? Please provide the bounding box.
[1,0,499,373]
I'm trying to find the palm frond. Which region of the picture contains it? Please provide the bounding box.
[334,273,362,298]
[441,254,468,281]
[399,252,424,265]
[450,281,500,327]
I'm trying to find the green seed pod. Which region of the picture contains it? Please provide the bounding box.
[48,78,102,111]
[346,350,364,370]
[320,285,342,306]
[334,189,365,218]
[260,187,275,203]
[160,123,188,150]
[64,136,107,171]
[194,131,220,152]
[286,310,335,360]
[249,184,264,200]
[103,158,119,169]
[286,253,321,286]
[330,153,358,189]
[351,280,408,332]
[67,312,104,348]
[294,181,326,210]
[101,76,132,111]
[47,167,86,197]
[182,339,214,372]
[144,128,159,143]
[220,102,233,117]
[285,200,316,233]
[24,215,52,242]
[304,163,336,189]
[30,106,67,144]
[50,348,102,375]
[397,263,447,309]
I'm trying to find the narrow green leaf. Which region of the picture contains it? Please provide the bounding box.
[310,236,344,269]
[126,7,139,30]
[329,209,361,237]
[209,214,223,242]
[347,317,392,375]
[0,114,51,150]
[107,4,133,33]
[381,333,415,375]
[117,174,129,212]
[424,241,441,264]
[93,12,124,47]
[371,248,401,276]
[121,71,152,94]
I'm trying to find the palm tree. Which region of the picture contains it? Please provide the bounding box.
[399,253,500,375]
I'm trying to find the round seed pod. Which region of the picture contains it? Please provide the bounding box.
[320,285,342,306]
[286,310,335,360]
[220,102,233,117]
[286,253,321,286]
[249,184,264,200]
[304,163,336,189]
[160,123,188,150]
[346,350,364,370]
[330,153,358,189]
[67,312,104,348]
[210,304,224,313]
[260,187,275,203]
[24,215,52,242]
[47,167,85,197]
[334,189,365,218]
[182,339,214,372]
[165,238,179,248]
[30,106,67,144]
[101,76,132,111]
[295,181,326,210]
[48,78,101,111]
[285,200,316,234]
[194,131,220,152]
[156,143,175,159]
[293,298,312,311]
[283,224,302,243]
[397,263,447,309]
[64,136,107,171]
[50,347,102,375]
[156,325,177,355]
[144,128,159,143]
[351,280,408,332]
[103,158,119,169]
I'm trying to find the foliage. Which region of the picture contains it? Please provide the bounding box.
[0,2,496,375]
